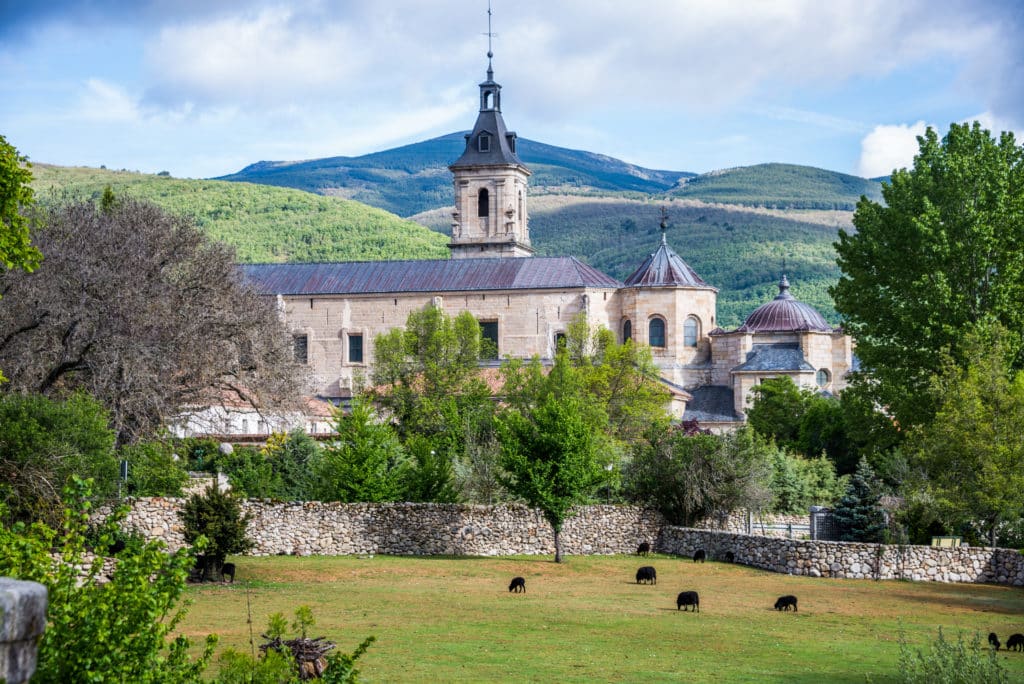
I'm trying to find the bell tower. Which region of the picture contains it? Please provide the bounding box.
[448,21,532,259]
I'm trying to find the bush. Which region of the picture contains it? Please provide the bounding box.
[0,477,216,682]
[898,628,1009,684]
[120,439,189,496]
[179,484,252,581]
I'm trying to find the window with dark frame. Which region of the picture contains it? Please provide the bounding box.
[292,334,308,364]
[478,188,489,217]
[684,316,699,347]
[349,334,363,364]
[478,134,491,152]
[479,321,499,359]
[648,318,666,347]
[623,319,632,342]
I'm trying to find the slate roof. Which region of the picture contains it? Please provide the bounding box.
[683,385,742,423]
[623,236,714,289]
[241,257,622,296]
[449,70,525,169]
[733,275,833,333]
[732,343,815,373]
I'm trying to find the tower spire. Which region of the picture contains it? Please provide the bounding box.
[659,206,669,245]
[485,0,496,80]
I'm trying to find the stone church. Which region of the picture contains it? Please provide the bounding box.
[243,60,854,430]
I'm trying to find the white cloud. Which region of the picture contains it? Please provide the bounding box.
[856,121,928,178]
[78,79,141,122]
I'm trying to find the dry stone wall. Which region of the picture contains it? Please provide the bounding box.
[658,527,1024,586]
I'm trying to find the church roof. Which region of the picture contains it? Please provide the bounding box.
[731,343,815,373]
[732,275,833,333]
[622,235,714,289]
[449,66,525,169]
[241,257,622,296]
[683,385,741,423]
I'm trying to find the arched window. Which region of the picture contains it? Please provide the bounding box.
[683,316,700,347]
[477,188,489,218]
[622,319,632,342]
[816,368,831,387]
[648,317,666,347]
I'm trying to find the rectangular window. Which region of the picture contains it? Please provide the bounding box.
[292,334,308,364]
[479,321,499,360]
[478,134,491,152]
[348,334,363,364]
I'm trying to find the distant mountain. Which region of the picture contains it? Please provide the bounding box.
[216,133,695,217]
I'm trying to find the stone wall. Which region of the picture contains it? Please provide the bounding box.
[658,527,1024,586]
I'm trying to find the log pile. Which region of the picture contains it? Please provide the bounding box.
[260,634,336,680]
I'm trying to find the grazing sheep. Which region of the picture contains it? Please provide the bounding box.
[1007,634,1024,651]
[221,562,236,583]
[693,549,706,563]
[636,541,651,556]
[676,591,700,612]
[989,632,1001,650]
[635,566,657,585]
[723,551,735,563]
[509,576,526,593]
[774,595,798,612]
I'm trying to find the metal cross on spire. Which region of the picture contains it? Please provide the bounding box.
[484,0,498,79]
[660,206,669,245]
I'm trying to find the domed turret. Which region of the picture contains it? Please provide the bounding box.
[734,275,832,333]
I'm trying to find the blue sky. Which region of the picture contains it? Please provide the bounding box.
[1,0,1022,181]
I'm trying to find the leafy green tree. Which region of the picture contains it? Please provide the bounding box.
[909,326,1024,546]
[497,354,610,562]
[179,485,253,581]
[399,435,459,503]
[0,133,41,276]
[221,445,284,498]
[259,429,321,500]
[0,391,118,525]
[832,457,887,542]
[0,477,217,682]
[624,425,773,526]
[768,450,845,514]
[313,398,404,503]
[832,122,1024,429]
[121,439,189,497]
[745,377,811,450]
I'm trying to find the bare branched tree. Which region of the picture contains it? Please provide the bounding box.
[0,197,307,444]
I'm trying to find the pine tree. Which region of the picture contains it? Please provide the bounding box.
[832,457,887,542]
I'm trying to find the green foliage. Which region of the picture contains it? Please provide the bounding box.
[0,133,42,274]
[30,164,448,263]
[0,392,118,525]
[259,429,322,500]
[179,485,252,579]
[221,446,283,498]
[399,435,460,503]
[623,426,773,526]
[908,326,1024,546]
[898,628,1009,684]
[215,647,295,684]
[833,122,1024,429]
[497,354,610,561]
[120,439,189,497]
[313,398,405,502]
[768,450,846,514]
[832,458,887,542]
[746,377,810,449]
[0,477,216,682]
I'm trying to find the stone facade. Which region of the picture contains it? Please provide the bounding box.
[101,499,1024,586]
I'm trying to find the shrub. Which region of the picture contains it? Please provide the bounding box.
[898,628,1009,684]
[0,477,216,682]
[179,484,252,581]
[120,439,189,496]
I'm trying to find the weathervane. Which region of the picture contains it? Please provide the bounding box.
[484,0,498,77]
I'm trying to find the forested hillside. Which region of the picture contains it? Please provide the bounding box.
[30,165,449,263]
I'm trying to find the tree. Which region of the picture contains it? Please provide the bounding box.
[0,477,216,682]
[624,425,773,526]
[121,438,190,497]
[832,122,1024,428]
[0,196,306,444]
[497,354,610,562]
[313,398,405,503]
[908,326,1024,546]
[0,133,41,276]
[259,429,321,500]
[832,457,887,543]
[745,376,810,450]
[0,391,118,525]
[180,485,253,581]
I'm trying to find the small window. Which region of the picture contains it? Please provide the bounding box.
[555,332,567,350]
[478,188,489,217]
[478,134,491,152]
[684,316,699,347]
[480,321,499,359]
[623,320,632,342]
[649,318,666,347]
[293,334,308,364]
[348,334,363,364]
[816,368,831,387]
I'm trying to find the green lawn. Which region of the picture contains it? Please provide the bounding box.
[179,554,1024,683]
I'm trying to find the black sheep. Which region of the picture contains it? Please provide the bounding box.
[1007,633,1024,651]
[723,551,735,563]
[693,549,706,563]
[509,576,526,593]
[636,541,651,556]
[989,632,1001,650]
[221,562,236,583]
[635,566,657,585]
[774,595,798,612]
[676,591,700,612]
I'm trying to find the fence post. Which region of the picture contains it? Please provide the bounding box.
[0,577,48,684]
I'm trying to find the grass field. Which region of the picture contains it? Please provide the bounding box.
[179,554,1024,683]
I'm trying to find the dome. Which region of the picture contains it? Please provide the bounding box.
[734,275,833,333]
[623,234,712,288]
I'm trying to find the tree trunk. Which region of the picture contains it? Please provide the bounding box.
[553,526,563,563]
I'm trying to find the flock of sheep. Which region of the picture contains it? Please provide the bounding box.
[989,632,1024,652]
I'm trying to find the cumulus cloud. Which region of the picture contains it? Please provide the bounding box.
[857,121,928,178]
